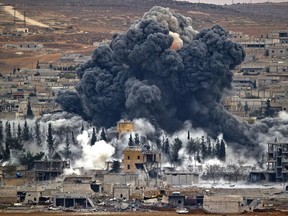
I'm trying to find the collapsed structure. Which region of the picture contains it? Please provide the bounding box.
[250,141,288,183]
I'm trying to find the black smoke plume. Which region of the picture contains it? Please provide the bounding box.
[57,6,263,156]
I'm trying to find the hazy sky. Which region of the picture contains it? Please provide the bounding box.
[177,0,288,5]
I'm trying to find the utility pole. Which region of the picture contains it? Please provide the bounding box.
[13,8,16,24]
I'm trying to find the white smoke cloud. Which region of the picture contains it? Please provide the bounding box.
[134,118,156,134]
[279,111,288,121]
[73,131,115,170]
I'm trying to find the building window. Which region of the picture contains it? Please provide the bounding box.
[137,155,140,160]
[127,165,130,169]
[127,156,130,160]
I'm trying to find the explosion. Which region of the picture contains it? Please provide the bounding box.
[56,6,265,157]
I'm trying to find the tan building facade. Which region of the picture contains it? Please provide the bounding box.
[122,146,161,173]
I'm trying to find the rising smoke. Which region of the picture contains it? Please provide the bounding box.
[56,6,275,158]
[56,6,252,155]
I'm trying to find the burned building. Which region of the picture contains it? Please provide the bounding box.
[34,160,70,181]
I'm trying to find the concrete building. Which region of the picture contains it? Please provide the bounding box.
[117,120,134,135]
[240,41,265,49]
[165,172,199,186]
[228,31,251,42]
[104,173,138,185]
[122,146,161,175]
[62,176,95,194]
[203,195,245,214]
[113,185,130,199]
[4,43,43,50]
[233,77,256,89]
[53,193,94,209]
[0,165,31,187]
[249,142,288,183]
[278,32,288,44]
[267,142,288,182]
[267,45,288,58]
[269,62,288,73]
[103,173,138,194]
[168,192,185,207]
[240,64,267,75]
[34,160,70,181]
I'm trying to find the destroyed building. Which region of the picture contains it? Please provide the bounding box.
[122,146,161,179]
[249,142,288,182]
[34,160,70,181]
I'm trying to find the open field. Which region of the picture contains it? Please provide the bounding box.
[0,0,287,72]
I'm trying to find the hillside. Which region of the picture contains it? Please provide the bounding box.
[0,0,287,72]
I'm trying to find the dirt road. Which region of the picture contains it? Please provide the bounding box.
[3,5,49,28]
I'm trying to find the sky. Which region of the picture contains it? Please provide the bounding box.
[176,0,288,5]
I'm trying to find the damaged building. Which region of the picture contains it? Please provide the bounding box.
[103,173,138,196]
[249,142,288,182]
[122,146,161,177]
[168,191,185,207]
[34,160,70,181]
[53,193,94,209]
